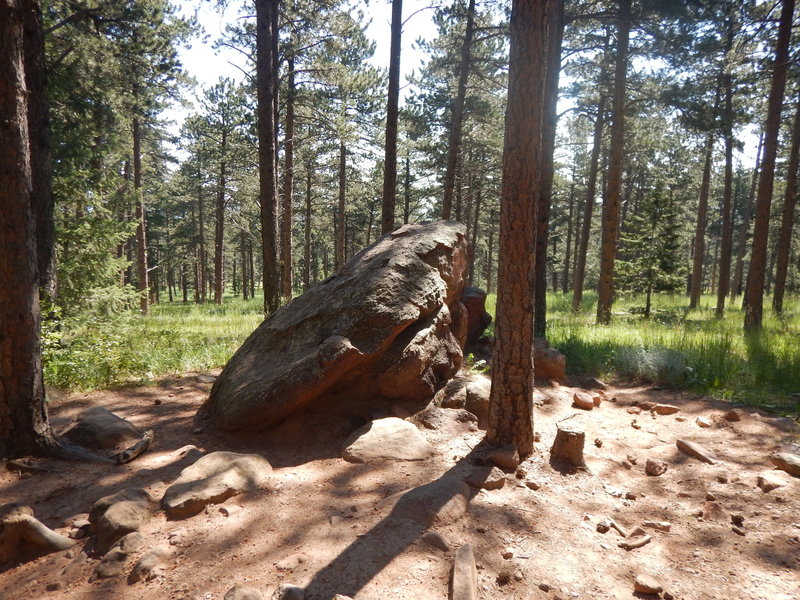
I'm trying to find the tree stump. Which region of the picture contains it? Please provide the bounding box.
[550,420,586,469]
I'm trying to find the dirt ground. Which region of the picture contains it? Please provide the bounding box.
[1,372,798,600]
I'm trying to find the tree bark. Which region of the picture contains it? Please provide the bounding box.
[281,55,295,302]
[716,55,734,318]
[214,130,227,305]
[732,133,762,301]
[772,90,800,314]
[0,0,58,458]
[133,115,149,315]
[197,179,207,304]
[488,0,560,457]
[240,229,249,300]
[533,0,564,338]
[403,155,411,224]
[689,127,716,309]
[744,0,794,331]
[572,94,606,312]
[304,163,312,290]
[336,141,346,269]
[256,0,280,315]
[562,178,575,293]
[441,0,476,220]
[381,0,402,234]
[596,0,631,325]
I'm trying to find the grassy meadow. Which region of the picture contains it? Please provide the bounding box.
[44,290,800,414]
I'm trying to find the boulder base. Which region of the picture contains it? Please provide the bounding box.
[205,221,468,431]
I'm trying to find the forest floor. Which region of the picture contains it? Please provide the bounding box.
[1,372,799,600]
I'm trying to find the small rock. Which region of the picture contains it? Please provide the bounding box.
[501,547,514,559]
[625,491,637,501]
[525,480,541,491]
[342,418,434,463]
[224,585,265,600]
[538,582,551,592]
[594,439,603,448]
[271,584,304,600]
[496,570,512,585]
[642,521,671,532]
[533,431,541,443]
[465,467,506,490]
[645,459,668,477]
[652,404,680,415]
[757,470,791,492]
[732,525,746,536]
[771,452,800,477]
[46,582,63,592]
[513,570,523,582]
[191,427,204,434]
[619,535,651,550]
[154,399,162,406]
[276,553,309,571]
[731,514,745,527]
[696,416,712,428]
[487,445,520,470]
[421,531,450,552]
[129,545,170,583]
[675,416,687,422]
[631,420,641,430]
[627,454,638,465]
[676,439,718,464]
[633,574,663,595]
[636,401,655,411]
[705,492,716,501]
[572,391,595,410]
[723,409,742,422]
[627,407,642,415]
[716,473,729,483]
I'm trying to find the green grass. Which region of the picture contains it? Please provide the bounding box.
[44,287,800,415]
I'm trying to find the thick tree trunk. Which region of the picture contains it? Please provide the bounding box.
[744,0,794,331]
[716,62,734,318]
[442,0,476,220]
[336,142,346,269]
[214,132,227,305]
[381,0,402,234]
[488,0,559,457]
[596,0,631,325]
[281,56,296,302]
[133,115,149,315]
[256,0,280,315]
[772,90,800,314]
[533,0,564,338]
[0,0,58,458]
[732,133,762,301]
[572,94,606,312]
[689,128,716,309]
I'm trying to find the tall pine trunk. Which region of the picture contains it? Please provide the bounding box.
[281,56,295,302]
[732,133,762,301]
[381,0,402,234]
[744,0,794,330]
[304,163,313,290]
[716,51,734,318]
[214,131,227,305]
[689,126,716,309]
[596,0,631,325]
[133,115,149,315]
[336,142,346,269]
[772,89,800,314]
[256,0,280,315]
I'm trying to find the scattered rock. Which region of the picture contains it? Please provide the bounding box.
[633,574,663,595]
[757,470,791,492]
[618,535,651,550]
[723,409,742,422]
[342,418,434,463]
[276,553,309,571]
[224,585,266,600]
[676,439,718,464]
[525,480,541,491]
[412,407,478,435]
[675,416,687,422]
[533,338,566,382]
[696,416,713,428]
[572,391,595,410]
[703,501,725,522]
[770,452,800,477]
[380,478,471,526]
[538,582,552,592]
[652,404,680,415]
[89,489,152,553]
[162,451,272,518]
[60,406,143,450]
[465,466,506,490]
[731,514,745,527]
[636,401,655,411]
[627,407,642,415]
[421,531,450,552]
[46,582,63,591]
[487,445,519,470]
[129,545,170,583]
[206,222,469,431]
[732,525,746,536]
[0,504,75,565]
[92,533,145,580]
[631,420,641,429]
[642,521,671,532]
[501,547,514,559]
[645,458,668,476]
[272,583,305,600]
[451,544,478,600]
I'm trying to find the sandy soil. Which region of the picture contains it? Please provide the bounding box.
[1,373,798,600]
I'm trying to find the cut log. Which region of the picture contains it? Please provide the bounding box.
[550,420,586,469]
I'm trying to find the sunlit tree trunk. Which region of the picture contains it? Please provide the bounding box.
[716,49,734,318]
[281,55,295,302]
[336,142,346,269]
[381,0,402,234]
[732,133,762,301]
[214,130,227,305]
[689,127,716,309]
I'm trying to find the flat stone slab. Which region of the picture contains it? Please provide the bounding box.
[162,451,272,519]
[61,406,142,450]
[676,439,717,464]
[451,544,478,600]
[757,470,792,492]
[342,418,434,463]
[380,477,471,526]
[771,452,800,477]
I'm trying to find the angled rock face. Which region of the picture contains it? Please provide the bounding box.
[205,221,468,431]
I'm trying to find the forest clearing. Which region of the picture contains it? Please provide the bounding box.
[2,0,800,599]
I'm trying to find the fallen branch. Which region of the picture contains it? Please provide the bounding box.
[113,430,154,464]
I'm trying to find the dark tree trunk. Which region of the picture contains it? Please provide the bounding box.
[214,131,227,305]
[689,127,716,309]
[249,240,255,298]
[0,0,58,458]
[381,0,402,234]
[304,164,312,290]
[469,183,482,285]
[596,0,631,325]
[240,230,249,300]
[281,55,296,302]
[486,210,496,293]
[488,0,560,457]
[197,181,207,304]
[403,155,411,224]
[772,90,800,314]
[744,0,794,331]
[336,142,346,269]
[562,178,575,293]
[533,0,564,338]
[256,0,280,315]
[716,56,734,318]
[732,133,762,301]
[181,263,188,303]
[442,0,476,220]
[572,94,606,312]
[132,115,149,315]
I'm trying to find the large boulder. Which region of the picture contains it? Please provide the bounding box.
[61,406,142,450]
[205,221,469,431]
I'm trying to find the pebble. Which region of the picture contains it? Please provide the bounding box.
[631,420,641,430]
[696,416,712,428]
[723,409,742,422]
[502,547,514,559]
[652,404,680,415]
[633,574,663,595]
[643,521,671,532]
[572,391,595,410]
[525,480,541,491]
[594,438,603,448]
[732,525,746,536]
[731,514,745,527]
[645,458,668,476]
